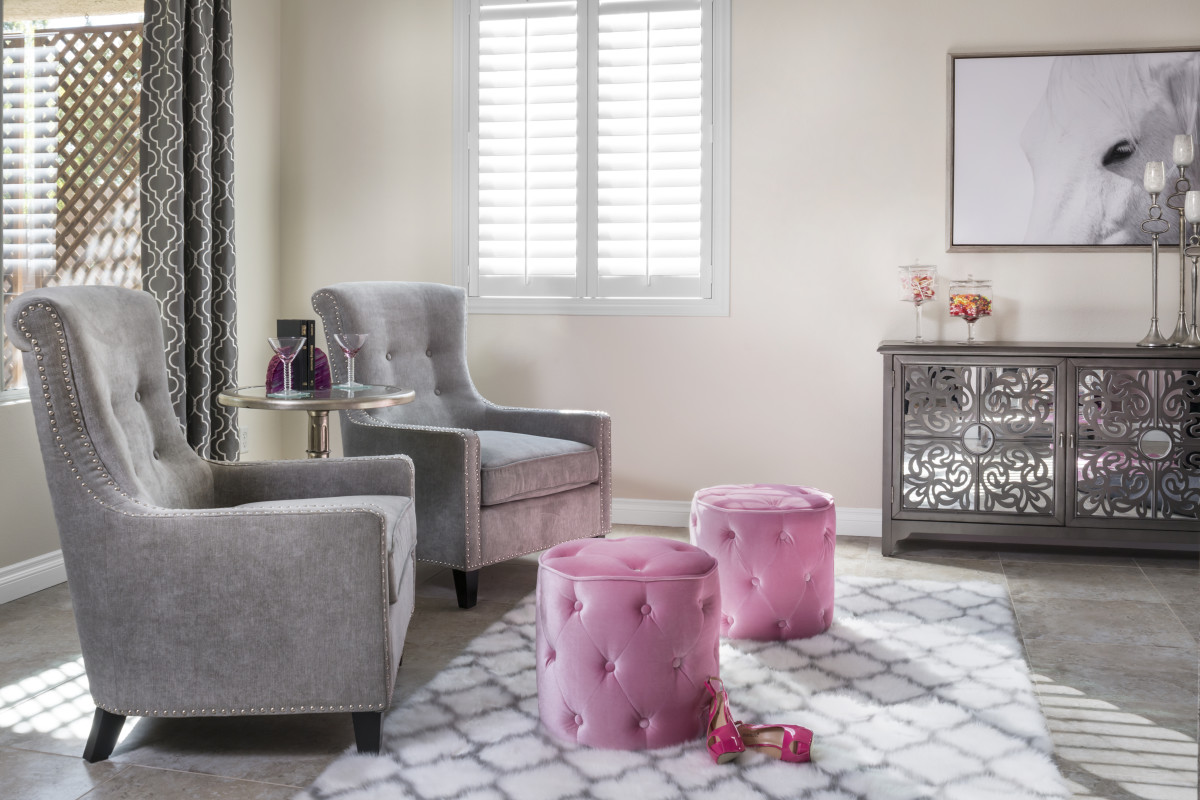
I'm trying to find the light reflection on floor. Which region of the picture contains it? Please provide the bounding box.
[0,657,1195,799]
[0,656,136,745]
[1032,673,1198,800]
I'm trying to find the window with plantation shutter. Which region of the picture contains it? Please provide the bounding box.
[2,15,144,397]
[4,31,59,282]
[455,0,728,315]
[474,0,581,298]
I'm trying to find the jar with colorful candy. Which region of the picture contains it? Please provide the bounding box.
[898,263,938,343]
[948,275,993,344]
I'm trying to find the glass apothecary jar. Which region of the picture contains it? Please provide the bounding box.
[948,275,993,344]
[898,264,938,343]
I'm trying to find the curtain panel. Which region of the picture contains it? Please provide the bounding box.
[141,0,239,460]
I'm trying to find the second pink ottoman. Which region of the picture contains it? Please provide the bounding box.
[536,537,721,750]
[691,484,836,640]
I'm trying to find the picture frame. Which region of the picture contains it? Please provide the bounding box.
[946,47,1200,252]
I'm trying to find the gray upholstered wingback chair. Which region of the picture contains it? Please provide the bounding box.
[4,286,417,761]
[313,282,611,609]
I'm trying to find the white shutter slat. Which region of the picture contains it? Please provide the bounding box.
[593,0,706,298]
[474,0,579,294]
[3,32,59,279]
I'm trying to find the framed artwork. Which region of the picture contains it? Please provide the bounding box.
[947,47,1200,251]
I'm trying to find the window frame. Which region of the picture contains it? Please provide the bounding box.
[452,0,730,316]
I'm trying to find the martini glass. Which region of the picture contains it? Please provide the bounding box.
[333,332,369,389]
[268,336,307,398]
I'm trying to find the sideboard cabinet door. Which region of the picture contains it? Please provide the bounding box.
[895,357,1063,522]
[1072,360,1200,523]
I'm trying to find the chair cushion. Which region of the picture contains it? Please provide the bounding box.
[235,495,416,604]
[477,430,599,506]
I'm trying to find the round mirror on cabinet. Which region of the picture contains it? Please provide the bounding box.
[962,422,995,454]
[1138,429,1173,460]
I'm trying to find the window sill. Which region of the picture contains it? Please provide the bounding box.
[0,389,31,407]
[466,295,729,317]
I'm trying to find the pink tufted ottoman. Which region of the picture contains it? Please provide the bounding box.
[536,537,721,750]
[691,484,836,640]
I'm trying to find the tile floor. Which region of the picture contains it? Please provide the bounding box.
[0,527,1195,800]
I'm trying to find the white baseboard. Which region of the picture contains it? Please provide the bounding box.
[611,498,692,527]
[612,498,882,538]
[0,550,66,605]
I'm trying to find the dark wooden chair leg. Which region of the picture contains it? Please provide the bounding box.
[453,569,479,609]
[82,708,126,763]
[352,710,383,754]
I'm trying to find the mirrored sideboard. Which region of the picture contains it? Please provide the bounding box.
[879,342,1200,556]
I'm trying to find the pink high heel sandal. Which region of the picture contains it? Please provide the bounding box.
[736,722,814,763]
[703,677,745,764]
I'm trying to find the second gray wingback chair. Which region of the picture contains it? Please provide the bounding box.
[4,286,417,761]
[313,282,612,608]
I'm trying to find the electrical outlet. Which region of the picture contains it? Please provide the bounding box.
[238,427,250,453]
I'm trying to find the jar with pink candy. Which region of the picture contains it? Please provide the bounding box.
[898,263,938,343]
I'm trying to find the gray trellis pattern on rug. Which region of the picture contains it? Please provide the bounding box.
[141,0,239,460]
[299,577,1068,800]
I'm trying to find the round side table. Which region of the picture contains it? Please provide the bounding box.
[217,385,415,458]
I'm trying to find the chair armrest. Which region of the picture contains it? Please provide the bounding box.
[86,498,396,714]
[341,412,482,569]
[207,455,413,507]
[475,404,612,535]
[477,403,610,449]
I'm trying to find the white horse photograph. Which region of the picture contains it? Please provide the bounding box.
[951,49,1200,248]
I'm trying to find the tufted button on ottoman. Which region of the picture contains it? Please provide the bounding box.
[536,537,721,749]
[691,484,835,640]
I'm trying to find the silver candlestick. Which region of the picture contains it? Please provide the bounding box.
[1165,162,1192,344]
[1183,222,1200,348]
[1137,191,1171,347]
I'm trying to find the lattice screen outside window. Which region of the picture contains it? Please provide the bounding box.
[460,0,727,311]
[1,18,142,395]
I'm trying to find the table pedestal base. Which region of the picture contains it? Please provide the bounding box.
[307,410,330,459]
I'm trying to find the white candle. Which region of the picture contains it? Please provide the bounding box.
[1174,134,1196,167]
[1144,161,1166,194]
[1186,190,1200,224]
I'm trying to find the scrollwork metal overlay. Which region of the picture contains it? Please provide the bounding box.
[901,439,974,511]
[1075,367,1199,521]
[1159,369,1200,442]
[981,367,1055,437]
[1076,445,1154,518]
[980,443,1055,514]
[900,363,1057,516]
[903,366,975,437]
[1159,464,1200,519]
[1077,369,1154,441]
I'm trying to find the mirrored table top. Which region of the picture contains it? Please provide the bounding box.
[217,385,415,411]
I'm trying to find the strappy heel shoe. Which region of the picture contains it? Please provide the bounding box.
[736,722,814,763]
[703,677,745,764]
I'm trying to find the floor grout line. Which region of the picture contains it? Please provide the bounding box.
[70,762,128,800]
[72,762,307,798]
[1134,561,1197,647]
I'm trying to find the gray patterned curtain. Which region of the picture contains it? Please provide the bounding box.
[141,0,239,460]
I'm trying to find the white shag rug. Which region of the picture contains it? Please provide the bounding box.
[298,577,1068,800]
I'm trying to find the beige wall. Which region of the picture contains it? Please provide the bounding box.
[275,0,1200,509]
[0,0,283,571]
[0,402,57,567]
[232,0,284,462]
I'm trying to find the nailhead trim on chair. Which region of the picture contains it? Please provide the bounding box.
[16,300,400,717]
[95,701,388,717]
